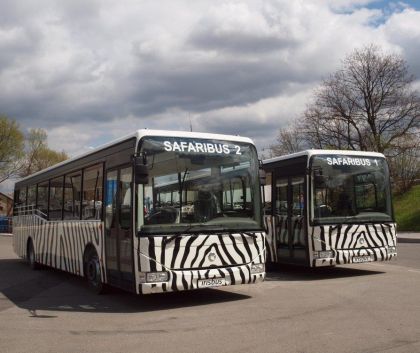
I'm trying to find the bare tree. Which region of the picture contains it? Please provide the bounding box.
[0,116,25,184]
[387,133,420,193]
[295,45,420,192]
[19,129,68,178]
[1,117,69,188]
[268,121,306,157]
[301,45,420,154]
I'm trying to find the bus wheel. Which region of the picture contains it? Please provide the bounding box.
[85,250,105,294]
[27,240,39,270]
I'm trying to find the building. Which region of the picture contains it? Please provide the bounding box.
[0,192,13,217]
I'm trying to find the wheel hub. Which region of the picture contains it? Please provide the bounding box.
[87,258,100,284]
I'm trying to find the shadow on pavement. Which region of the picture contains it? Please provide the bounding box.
[265,263,385,282]
[0,258,251,315]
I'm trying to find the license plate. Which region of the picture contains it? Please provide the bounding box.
[197,278,228,288]
[353,255,374,263]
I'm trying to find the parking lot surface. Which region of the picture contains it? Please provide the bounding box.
[1,234,420,353]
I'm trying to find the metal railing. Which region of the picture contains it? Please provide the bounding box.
[13,204,48,219]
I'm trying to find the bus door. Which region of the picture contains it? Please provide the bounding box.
[275,175,307,264]
[104,165,134,290]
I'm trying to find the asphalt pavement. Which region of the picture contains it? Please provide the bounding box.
[2,234,420,353]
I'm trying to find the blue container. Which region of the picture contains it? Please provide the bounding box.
[0,216,12,233]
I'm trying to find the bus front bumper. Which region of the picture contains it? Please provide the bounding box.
[138,264,265,295]
[312,246,397,267]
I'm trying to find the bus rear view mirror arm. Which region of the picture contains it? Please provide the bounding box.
[313,168,326,186]
[259,169,266,186]
[314,174,327,186]
[134,157,149,184]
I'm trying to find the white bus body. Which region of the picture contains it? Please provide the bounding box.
[13,130,265,294]
[263,150,397,267]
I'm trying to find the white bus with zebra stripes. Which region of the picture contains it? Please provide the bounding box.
[13,130,266,294]
[262,150,397,267]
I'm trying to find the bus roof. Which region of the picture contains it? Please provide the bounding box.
[263,149,386,165]
[17,129,255,183]
[134,129,254,144]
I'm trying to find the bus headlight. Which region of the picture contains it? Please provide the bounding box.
[250,263,265,274]
[313,250,334,259]
[139,271,169,283]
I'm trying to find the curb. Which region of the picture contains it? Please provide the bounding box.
[0,233,13,237]
[398,238,420,244]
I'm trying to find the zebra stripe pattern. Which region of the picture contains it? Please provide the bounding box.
[264,214,396,267]
[13,213,265,295]
[265,215,304,263]
[311,223,397,267]
[264,216,277,263]
[138,232,266,294]
[13,214,105,281]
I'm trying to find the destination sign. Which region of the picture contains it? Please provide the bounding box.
[326,157,379,166]
[163,140,242,155]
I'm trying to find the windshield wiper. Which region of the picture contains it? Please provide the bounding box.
[205,227,260,239]
[162,226,259,245]
[162,224,205,245]
[343,215,359,221]
[342,215,379,223]
[241,232,258,239]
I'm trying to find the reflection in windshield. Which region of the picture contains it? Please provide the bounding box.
[311,155,393,224]
[139,137,262,234]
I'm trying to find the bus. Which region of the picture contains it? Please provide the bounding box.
[13,130,266,294]
[262,150,397,267]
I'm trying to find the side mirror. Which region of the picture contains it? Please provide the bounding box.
[259,169,266,186]
[313,168,326,186]
[134,157,149,184]
[314,174,326,186]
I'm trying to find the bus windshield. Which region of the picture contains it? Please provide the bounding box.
[138,136,262,235]
[311,155,393,225]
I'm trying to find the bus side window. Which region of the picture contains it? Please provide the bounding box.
[82,164,103,220]
[27,185,36,208]
[15,187,27,206]
[64,171,82,220]
[37,181,49,218]
[13,190,19,215]
[49,176,64,220]
[275,178,288,216]
[19,187,27,206]
[264,172,272,215]
[291,177,304,216]
[119,167,132,230]
[14,188,25,215]
[143,185,153,217]
[105,170,118,230]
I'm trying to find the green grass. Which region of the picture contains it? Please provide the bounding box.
[394,184,420,231]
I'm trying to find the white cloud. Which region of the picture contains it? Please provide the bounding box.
[381,8,420,74]
[0,0,419,170]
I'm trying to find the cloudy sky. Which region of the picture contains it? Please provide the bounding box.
[1,0,420,166]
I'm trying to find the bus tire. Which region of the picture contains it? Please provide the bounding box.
[27,239,40,270]
[85,249,105,294]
